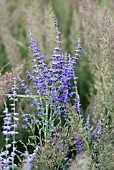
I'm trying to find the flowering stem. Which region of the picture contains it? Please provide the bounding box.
[12,79,16,170]
[5,138,9,168]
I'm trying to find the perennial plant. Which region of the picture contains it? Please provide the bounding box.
[0,16,85,170]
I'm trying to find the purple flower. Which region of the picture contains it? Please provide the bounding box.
[22,147,38,170]
[75,137,83,154]
[18,16,82,146]
[92,121,102,141]
[22,152,33,170]
[1,77,19,168]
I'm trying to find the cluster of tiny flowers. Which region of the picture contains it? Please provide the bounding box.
[2,108,13,140]
[86,117,93,146]
[22,147,39,170]
[0,77,19,169]
[72,134,83,154]
[0,154,11,170]
[85,115,102,144]
[18,16,82,122]
[75,137,83,154]
[92,121,102,142]
[18,76,31,96]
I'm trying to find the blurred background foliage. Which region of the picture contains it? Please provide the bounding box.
[0,0,114,134]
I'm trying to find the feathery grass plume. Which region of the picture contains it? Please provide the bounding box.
[0,0,22,67]
[87,9,114,126]
[79,0,100,69]
[97,10,114,124]
[107,0,114,16]
[69,152,91,170]
[79,2,114,169]
[0,64,24,103]
[0,36,11,74]
[43,4,57,63]
[89,128,114,170]
[78,0,101,107]
[69,7,80,54]
[78,1,114,168]
[69,6,95,115]
[88,10,114,169]
[79,0,114,124]
[23,0,56,63]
